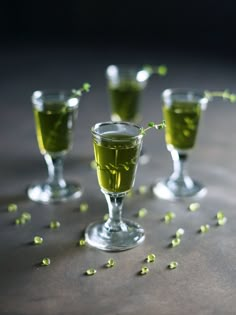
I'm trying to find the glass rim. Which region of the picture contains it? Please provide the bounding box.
[91,121,143,141]
[31,89,80,100]
[162,88,208,101]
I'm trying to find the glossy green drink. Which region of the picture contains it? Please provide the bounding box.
[163,101,201,150]
[108,81,142,122]
[34,102,78,154]
[93,129,142,193]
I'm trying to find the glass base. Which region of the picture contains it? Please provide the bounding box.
[85,218,145,251]
[27,182,83,203]
[153,178,207,200]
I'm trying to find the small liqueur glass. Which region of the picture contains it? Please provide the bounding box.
[85,121,145,251]
[106,64,150,164]
[27,90,83,203]
[153,88,208,200]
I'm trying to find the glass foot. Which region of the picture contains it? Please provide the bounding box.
[27,182,83,203]
[153,179,207,200]
[85,218,145,251]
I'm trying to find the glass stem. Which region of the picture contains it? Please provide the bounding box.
[44,154,66,188]
[170,149,193,188]
[103,191,127,233]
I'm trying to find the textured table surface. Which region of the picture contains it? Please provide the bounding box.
[0,44,236,315]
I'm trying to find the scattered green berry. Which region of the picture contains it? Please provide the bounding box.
[106,258,116,268]
[103,213,109,221]
[80,202,89,213]
[138,185,148,195]
[79,239,86,246]
[138,208,148,218]
[200,224,210,233]
[34,236,43,245]
[7,203,18,212]
[172,238,181,247]
[217,217,227,226]
[176,228,185,238]
[140,266,149,275]
[50,220,61,229]
[21,212,31,221]
[164,211,176,223]
[86,268,96,276]
[90,160,97,170]
[146,253,156,263]
[168,261,178,269]
[41,258,50,266]
[188,202,200,212]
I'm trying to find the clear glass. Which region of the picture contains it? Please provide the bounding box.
[106,64,150,164]
[27,90,83,203]
[153,88,208,200]
[85,122,145,251]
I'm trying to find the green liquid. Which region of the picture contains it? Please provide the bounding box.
[93,133,141,193]
[163,101,201,150]
[34,102,78,154]
[108,81,142,122]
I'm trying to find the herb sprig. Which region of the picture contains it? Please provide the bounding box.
[205,90,236,103]
[140,120,166,136]
[143,65,168,76]
[71,82,91,97]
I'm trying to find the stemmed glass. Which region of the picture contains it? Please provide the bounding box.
[27,90,83,203]
[85,122,145,251]
[153,88,208,200]
[106,64,150,164]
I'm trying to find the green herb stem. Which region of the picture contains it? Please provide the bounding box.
[205,90,236,103]
[140,120,166,135]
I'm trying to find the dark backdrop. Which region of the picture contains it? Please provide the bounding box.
[1,0,236,58]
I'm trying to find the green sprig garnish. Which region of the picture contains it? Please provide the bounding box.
[205,90,236,103]
[143,64,168,76]
[140,120,166,136]
[71,82,91,97]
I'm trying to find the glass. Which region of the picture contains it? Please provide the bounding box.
[27,90,83,203]
[153,88,208,200]
[106,64,150,164]
[85,122,145,251]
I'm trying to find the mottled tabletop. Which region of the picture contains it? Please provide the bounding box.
[0,44,236,315]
